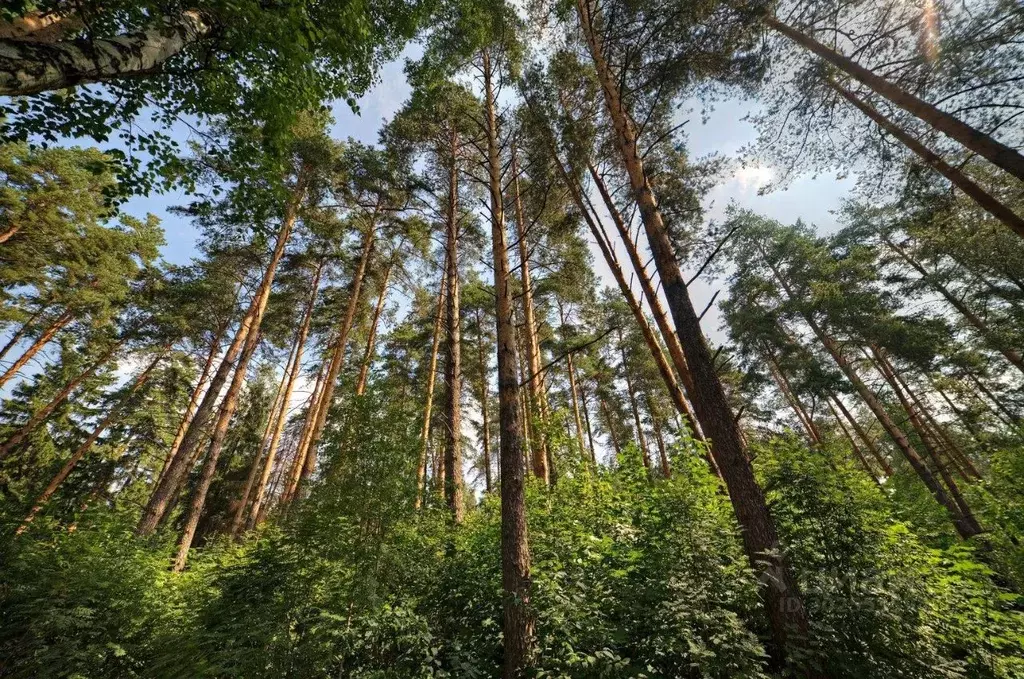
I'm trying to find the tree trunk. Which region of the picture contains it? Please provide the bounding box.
[244,261,322,530]
[579,381,597,464]
[827,399,881,485]
[576,0,811,661]
[289,221,376,503]
[444,148,465,524]
[512,145,550,483]
[767,17,1024,185]
[767,355,822,444]
[482,46,533,677]
[885,236,1024,374]
[620,334,651,469]
[0,310,73,390]
[17,350,164,533]
[281,360,328,508]
[646,394,671,478]
[172,328,262,572]
[565,351,588,461]
[0,11,217,96]
[355,259,394,396]
[599,397,622,458]
[588,163,703,438]
[0,307,42,364]
[158,318,228,484]
[869,346,981,531]
[0,334,125,460]
[478,310,493,493]
[138,167,307,535]
[416,266,448,509]
[831,395,893,476]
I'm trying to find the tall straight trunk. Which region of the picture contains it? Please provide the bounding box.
[576,0,811,659]
[869,347,981,529]
[0,307,43,364]
[159,319,228,484]
[831,395,893,477]
[17,350,164,533]
[0,11,216,96]
[244,261,322,530]
[172,328,262,572]
[767,355,822,444]
[579,381,597,464]
[512,145,550,483]
[794,303,980,538]
[599,397,623,458]
[289,222,376,502]
[827,399,882,485]
[281,360,328,508]
[565,351,588,460]
[0,310,72,390]
[588,163,703,438]
[443,148,465,524]
[826,79,1024,237]
[646,394,671,477]
[0,334,126,459]
[766,17,1024,185]
[478,311,493,493]
[138,169,307,535]
[417,266,448,509]
[482,46,533,677]
[885,236,1024,374]
[620,336,651,469]
[355,259,394,396]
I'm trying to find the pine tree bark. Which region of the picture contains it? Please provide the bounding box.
[0,310,73,390]
[244,261,322,530]
[828,80,1024,237]
[0,307,43,364]
[831,395,894,476]
[646,394,671,477]
[281,360,328,508]
[599,396,622,458]
[579,381,597,464]
[416,266,448,509]
[0,334,126,460]
[512,145,550,484]
[565,351,589,461]
[827,399,881,484]
[576,0,811,660]
[172,328,262,571]
[767,355,822,444]
[17,350,164,533]
[287,221,376,503]
[477,310,494,492]
[443,148,465,523]
[620,334,651,469]
[588,163,702,438]
[482,46,533,677]
[138,167,307,535]
[0,11,217,96]
[355,259,394,396]
[884,236,1024,374]
[766,17,1024,185]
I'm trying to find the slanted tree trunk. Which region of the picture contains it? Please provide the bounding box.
[588,164,702,438]
[884,236,1024,373]
[619,334,651,470]
[416,266,448,509]
[0,334,126,460]
[767,355,822,444]
[17,350,165,533]
[0,10,217,96]
[579,381,597,464]
[0,310,73,390]
[646,394,671,478]
[512,145,550,483]
[831,395,893,476]
[288,222,376,503]
[159,318,228,484]
[766,17,1024,185]
[172,328,262,572]
[576,1,811,660]
[443,150,465,524]
[355,259,395,396]
[280,360,328,508]
[827,399,882,485]
[599,396,622,458]
[138,167,307,535]
[244,261,322,530]
[0,307,43,363]
[482,46,533,677]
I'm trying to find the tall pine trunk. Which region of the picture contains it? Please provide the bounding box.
[138,168,307,535]
[355,259,394,396]
[831,395,894,476]
[576,1,812,660]
[478,310,493,493]
[766,17,1024,185]
[482,46,533,677]
[416,266,448,509]
[444,144,465,523]
[0,310,73,390]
